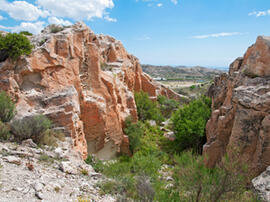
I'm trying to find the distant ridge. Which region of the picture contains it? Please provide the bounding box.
[141,64,225,80]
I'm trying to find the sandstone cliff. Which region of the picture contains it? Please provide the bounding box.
[204,36,270,175]
[0,22,181,159]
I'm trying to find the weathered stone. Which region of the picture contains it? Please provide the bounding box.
[59,161,78,175]
[21,139,37,148]
[252,166,270,202]
[203,36,270,175]
[33,182,44,192]
[3,156,21,165]
[35,191,43,200]
[164,131,175,141]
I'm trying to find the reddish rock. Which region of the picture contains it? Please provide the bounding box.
[204,36,270,175]
[0,22,182,160]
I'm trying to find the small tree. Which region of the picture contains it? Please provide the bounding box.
[0,33,33,62]
[19,31,33,36]
[135,91,164,123]
[124,117,144,153]
[0,91,16,122]
[171,96,211,153]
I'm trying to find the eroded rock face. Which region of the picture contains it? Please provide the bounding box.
[204,36,270,175]
[0,22,181,159]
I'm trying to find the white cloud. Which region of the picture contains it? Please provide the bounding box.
[248,10,270,17]
[36,0,114,20]
[0,15,5,20]
[192,32,242,39]
[157,3,163,7]
[0,21,45,34]
[104,16,117,22]
[171,0,178,5]
[0,0,48,21]
[48,17,72,26]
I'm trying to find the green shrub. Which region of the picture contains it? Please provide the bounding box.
[157,95,179,118]
[19,31,33,36]
[0,91,16,122]
[0,33,33,61]
[49,24,64,33]
[136,175,155,201]
[85,155,105,173]
[11,115,51,143]
[85,155,94,165]
[124,117,144,153]
[80,169,88,176]
[0,121,10,141]
[173,151,254,202]
[39,129,64,147]
[171,96,211,153]
[39,39,47,46]
[135,91,164,123]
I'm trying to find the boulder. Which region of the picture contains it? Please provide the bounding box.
[252,166,270,202]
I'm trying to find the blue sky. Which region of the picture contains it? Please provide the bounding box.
[0,0,270,67]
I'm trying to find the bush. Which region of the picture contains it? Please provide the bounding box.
[0,91,16,122]
[0,121,10,141]
[124,117,144,153]
[49,24,64,33]
[0,33,33,62]
[171,96,211,153]
[157,95,179,118]
[11,115,51,143]
[39,129,65,147]
[136,175,155,201]
[135,91,164,123]
[19,31,33,36]
[173,151,255,202]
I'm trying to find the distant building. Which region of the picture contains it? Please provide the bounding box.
[153,77,167,81]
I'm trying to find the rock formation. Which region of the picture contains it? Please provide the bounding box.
[204,36,270,175]
[252,166,270,202]
[0,22,181,159]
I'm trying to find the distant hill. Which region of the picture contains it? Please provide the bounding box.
[141,65,226,81]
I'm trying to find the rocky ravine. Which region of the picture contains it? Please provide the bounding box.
[0,22,182,160]
[203,36,270,176]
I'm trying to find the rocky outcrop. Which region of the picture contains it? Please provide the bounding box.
[204,36,270,175]
[0,23,181,159]
[252,166,270,202]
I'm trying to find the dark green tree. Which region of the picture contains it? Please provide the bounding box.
[134,91,164,123]
[0,33,33,62]
[171,96,211,153]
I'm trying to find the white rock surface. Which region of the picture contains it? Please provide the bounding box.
[0,138,116,202]
[252,166,270,202]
